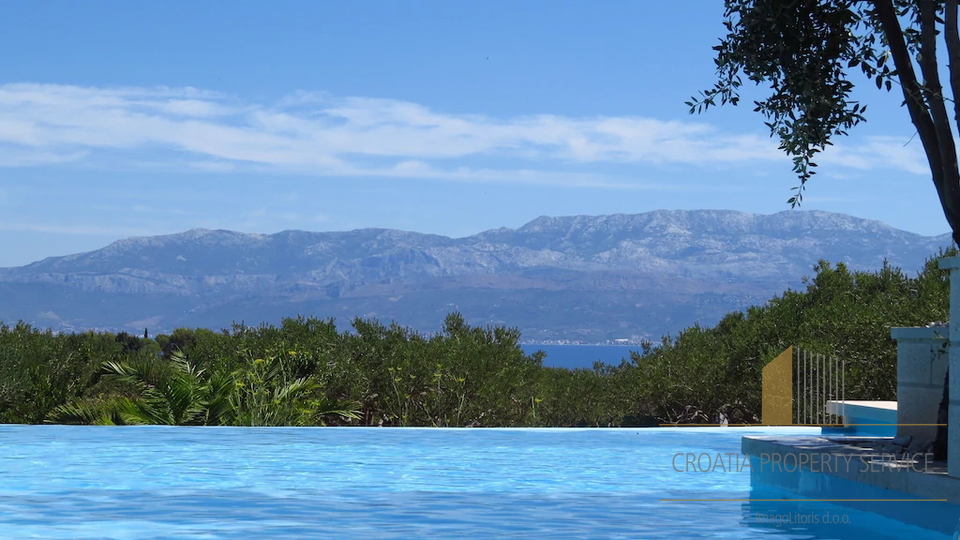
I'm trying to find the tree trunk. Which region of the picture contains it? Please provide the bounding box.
[934,369,949,461]
[874,0,960,465]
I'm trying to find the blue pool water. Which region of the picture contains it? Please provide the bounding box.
[0,425,954,538]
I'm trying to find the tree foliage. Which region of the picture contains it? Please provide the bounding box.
[690,0,960,244]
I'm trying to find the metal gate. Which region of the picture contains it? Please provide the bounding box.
[793,347,844,426]
[761,346,846,426]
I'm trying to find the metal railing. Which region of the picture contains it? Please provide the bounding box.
[793,347,844,426]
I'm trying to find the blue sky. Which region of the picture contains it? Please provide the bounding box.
[0,1,946,267]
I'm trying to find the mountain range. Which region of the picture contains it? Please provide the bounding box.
[0,209,950,343]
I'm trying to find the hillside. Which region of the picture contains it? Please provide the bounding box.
[0,209,949,342]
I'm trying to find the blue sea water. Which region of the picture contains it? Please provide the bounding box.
[521,344,637,369]
[0,425,954,539]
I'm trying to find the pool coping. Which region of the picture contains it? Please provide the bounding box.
[742,435,960,505]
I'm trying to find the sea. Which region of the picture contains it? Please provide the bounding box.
[520,344,638,370]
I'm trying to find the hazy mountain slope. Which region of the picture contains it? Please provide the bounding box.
[0,210,950,342]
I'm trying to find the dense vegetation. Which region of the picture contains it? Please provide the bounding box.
[0,250,953,427]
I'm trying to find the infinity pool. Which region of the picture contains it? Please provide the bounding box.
[0,426,953,538]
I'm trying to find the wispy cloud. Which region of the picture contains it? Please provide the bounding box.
[0,83,928,185]
[0,221,157,236]
[817,135,927,175]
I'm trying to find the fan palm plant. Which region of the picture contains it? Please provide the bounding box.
[230,353,359,426]
[49,351,234,426]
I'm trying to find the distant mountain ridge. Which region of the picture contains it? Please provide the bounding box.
[0,210,950,342]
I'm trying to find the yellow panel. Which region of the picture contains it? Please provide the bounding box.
[762,346,793,425]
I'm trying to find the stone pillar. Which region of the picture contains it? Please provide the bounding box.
[891,327,948,444]
[938,256,960,476]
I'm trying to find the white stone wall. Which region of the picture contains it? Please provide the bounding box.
[891,327,948,444]
[938,256,960,477]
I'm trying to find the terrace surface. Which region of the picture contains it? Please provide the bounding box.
[743,435,955,502]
